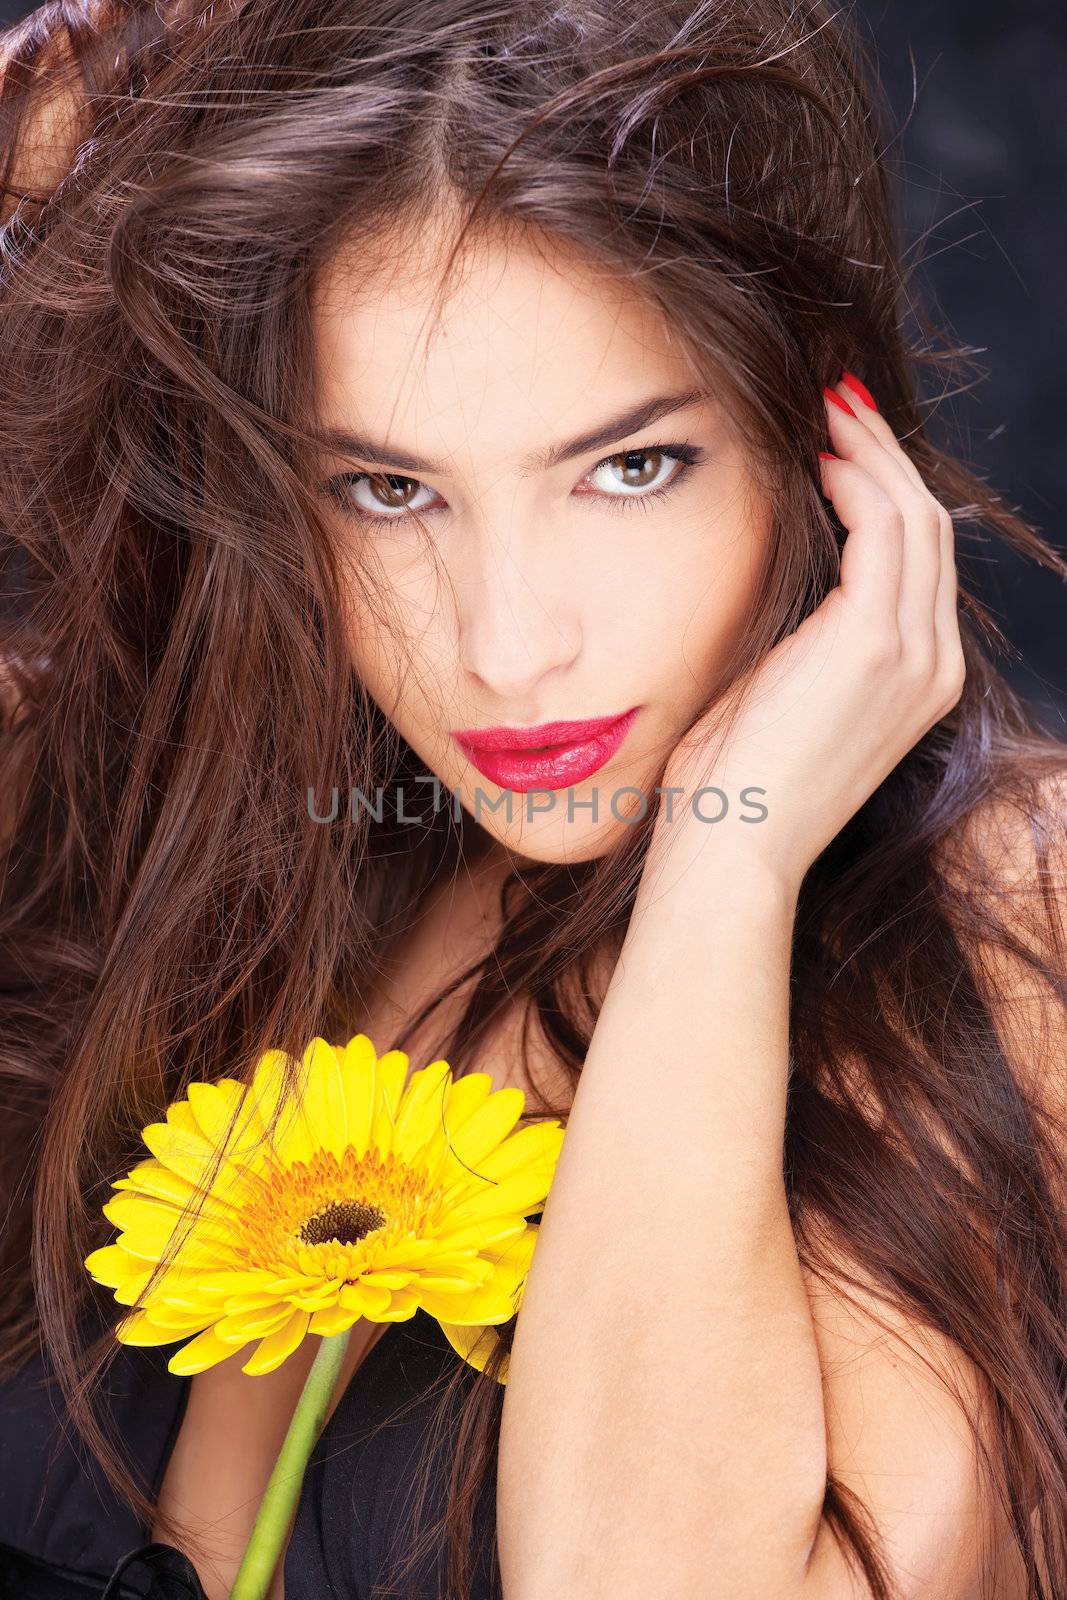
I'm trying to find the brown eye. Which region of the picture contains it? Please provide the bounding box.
[326,470,440,521]
[367,473,420,508]
[610,449,666,488]
[584,445,696,502]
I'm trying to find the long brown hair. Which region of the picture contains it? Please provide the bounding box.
[2,1,1066,1596]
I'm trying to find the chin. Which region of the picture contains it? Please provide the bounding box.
[474,816,635,867]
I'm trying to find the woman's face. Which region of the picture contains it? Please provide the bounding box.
[311,217,772,865]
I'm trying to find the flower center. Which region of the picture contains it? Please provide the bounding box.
[297,1199,387,1247]
[234,1146,441,1278]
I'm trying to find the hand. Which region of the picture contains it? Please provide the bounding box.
[647,372,966,900]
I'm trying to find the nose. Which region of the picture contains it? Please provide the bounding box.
[455,525,582,702]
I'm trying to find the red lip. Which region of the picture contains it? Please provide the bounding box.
[451,711,635,752]
[451,707,641,793]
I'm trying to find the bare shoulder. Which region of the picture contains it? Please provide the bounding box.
[791,763,1067,1598]
[933,761,1067,1108]
[937,762,1067,888]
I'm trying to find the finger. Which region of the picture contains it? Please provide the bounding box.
[833,373,950,647]
[835,373,962,688]
[817,451,904,628]
[932,501,962,669]
[823,386,921,517]
[823,388,940,654]
[835,372,929,496]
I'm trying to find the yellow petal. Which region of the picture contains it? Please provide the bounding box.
[118,1230,237,1270]
[416,1273,488,1293]
[242,1311,311,1375]
[355,1269,414,1290]
[103,1191,231,1248]
[135,1302,217,1332]
[439,1119,563,1207]
[482,1223,540,1279]
[114,1268,159,1306]
[412,1256,493,1286]
[112,1160,211,1211]
[292,1283,345,1312]
[243,1048,299,1144]
[443,1088,526,1171]
[438,1166,558,1230]
[419,1227,538,1327]
[472,1120,565,1184]
[139,1263,217,1304]
[222,1290,297,1316]
[392,1058,453,1164]
[372,1289,421,1322]
[213,1304,293,1344]
[188,1269,273,1296]
[149,1285,218,1315]
[363,1237,439,1270]
[141,1121,220,1188]
[168,1326,245,1375]
[368,1048,411,1159]
[116,1308,207,1346]
[441,1073,495,1133]
[121,1149,249,1215]
[430,1216,528,1253]
[187,1075,252,1152]
[416,1283,517,1325]
[338,1281,391,1316]
[438,1320,508,1381]
[308,1304,361,1337]
[292,1297,341,1315]
[299,1037,349,1162]
[165,1100,202,1137]
[341,1034,377,1156]
[84,1243,140,1287]
[263,1274,321,1295]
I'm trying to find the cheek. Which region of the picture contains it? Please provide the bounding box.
[341,570,455,728]
[607,516,763,696]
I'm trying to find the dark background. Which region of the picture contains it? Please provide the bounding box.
[851,0,1065,725]
[2,0,1063,721]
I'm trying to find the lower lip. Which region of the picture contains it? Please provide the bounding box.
[453,707,640,792]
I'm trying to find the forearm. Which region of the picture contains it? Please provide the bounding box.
[496,849,828,1600]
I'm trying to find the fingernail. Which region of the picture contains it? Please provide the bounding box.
[841,370,878,411]
[823,386,855,416]
[817,450,838,460]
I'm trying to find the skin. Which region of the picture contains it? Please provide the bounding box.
[151,221,1053,1600]
[5,28,1054,1600]
[309,216,1036,1598]
[491,377,994,1597]
[311,213,771,866]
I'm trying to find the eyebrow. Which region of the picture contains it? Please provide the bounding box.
[312,388,707,477]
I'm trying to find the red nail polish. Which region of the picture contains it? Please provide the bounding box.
[823,386,855,416]
[841,370,878,411]
[817,450,837,460]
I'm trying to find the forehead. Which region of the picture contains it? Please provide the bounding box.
[310,218,699,469]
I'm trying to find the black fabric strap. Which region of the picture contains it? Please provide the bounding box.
[0,1539,207,1600]
[100,1543,206,1600]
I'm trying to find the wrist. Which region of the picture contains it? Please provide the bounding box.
[629,829,799,945]
[612,840,796,1048]
[642,806,801,904]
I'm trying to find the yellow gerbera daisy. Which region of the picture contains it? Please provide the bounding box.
[85,1034,563,1383]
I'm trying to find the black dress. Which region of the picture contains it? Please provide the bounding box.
[0,1254,519,1600]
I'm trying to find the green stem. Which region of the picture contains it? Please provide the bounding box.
[229,1328,353,1600]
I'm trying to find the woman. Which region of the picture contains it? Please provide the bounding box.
[0,0,1065,1596]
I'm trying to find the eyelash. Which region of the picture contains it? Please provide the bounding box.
[324,440,706,526]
